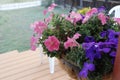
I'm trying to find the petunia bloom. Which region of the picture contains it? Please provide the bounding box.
[82,8,98,23]
[65,11,82,24]
[44,36,60,52]
[70,11,82,24]
[82,16,90,23]
[79,62,95,78]
[84,36,95,42]
[114,18,120,25]
[83,62,95,71]
[86,8,98,17]
[98,13,107,25]
[108,30,120,44]
[43,3,57,15]
[83,42,102,62]
[30,36,38,51]
[110,51,116,57]
[43,9,48,15]
[45,14,53,24]
[64,33,81,49]
[32,21,47,35]
[98,6,106,13]
[64,37,78,49]
[73,33,81,39]
[48,3,57,12]
[100,31,107,38]
[79,68,88,78]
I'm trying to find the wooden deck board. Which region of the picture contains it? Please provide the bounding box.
[17,65,60,80]
[0,49,73,80]
[0,50,19,60]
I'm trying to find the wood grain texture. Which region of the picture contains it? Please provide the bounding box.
[0,48,72,80]
[113,36,120,80]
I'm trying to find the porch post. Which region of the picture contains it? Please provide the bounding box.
[80,0,83,8]
[113,35,120,80]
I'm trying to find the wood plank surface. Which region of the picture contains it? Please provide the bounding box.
[0,49,73,80]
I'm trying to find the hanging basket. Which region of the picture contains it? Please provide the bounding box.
[58,58,112,80]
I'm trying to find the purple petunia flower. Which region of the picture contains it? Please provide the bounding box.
[84,62,95,71]
[83,42,98,61]
[95,52,101,59]
[79,62,95,78]
[83,42,102,62]
[86,47,95,62]
[102,48,111,53]
[79,68,88,78]
[110,51,116,57]
[82,42,95,50]
[97,42,112,53]
[108,30,120,44]
[84,36,95,42]
[98,6,106,13]
[81,14,85,20]
[100,31,107,38]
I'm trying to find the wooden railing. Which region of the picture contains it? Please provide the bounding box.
[54,0,120,10]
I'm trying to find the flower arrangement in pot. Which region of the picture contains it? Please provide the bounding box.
[30,3,120,80]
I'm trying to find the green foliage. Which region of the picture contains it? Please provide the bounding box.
[65,46,86,69]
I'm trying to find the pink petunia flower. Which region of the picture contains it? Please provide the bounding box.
[64,33,81,49]
[64,37,77,49]
[30,21,38,29]
[86,8,98,17]
[82,16,90,24]
[82,8,98,24]
[45,14,53,24]
[70,11,82,23]
[33,21,47,35]
[73,33,81,39]
[43,3,57,15]
[51,3,57,7]
[31,45,37,51]
[44,36,60,52]
[65,16,74,23]
[30,36,38,51]
[114,18,120,25]
[98,13,107,25]
[43,9,48,15]
[61,14,67,18]
[66,11,82,24]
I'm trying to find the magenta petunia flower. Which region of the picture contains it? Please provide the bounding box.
[30,36,38,51]
[31,45,37,51]
[33,21,47,35]
[43,9,48,15]
[64,33,81,49]
[98,13,107,25]
[44,36,60,52]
